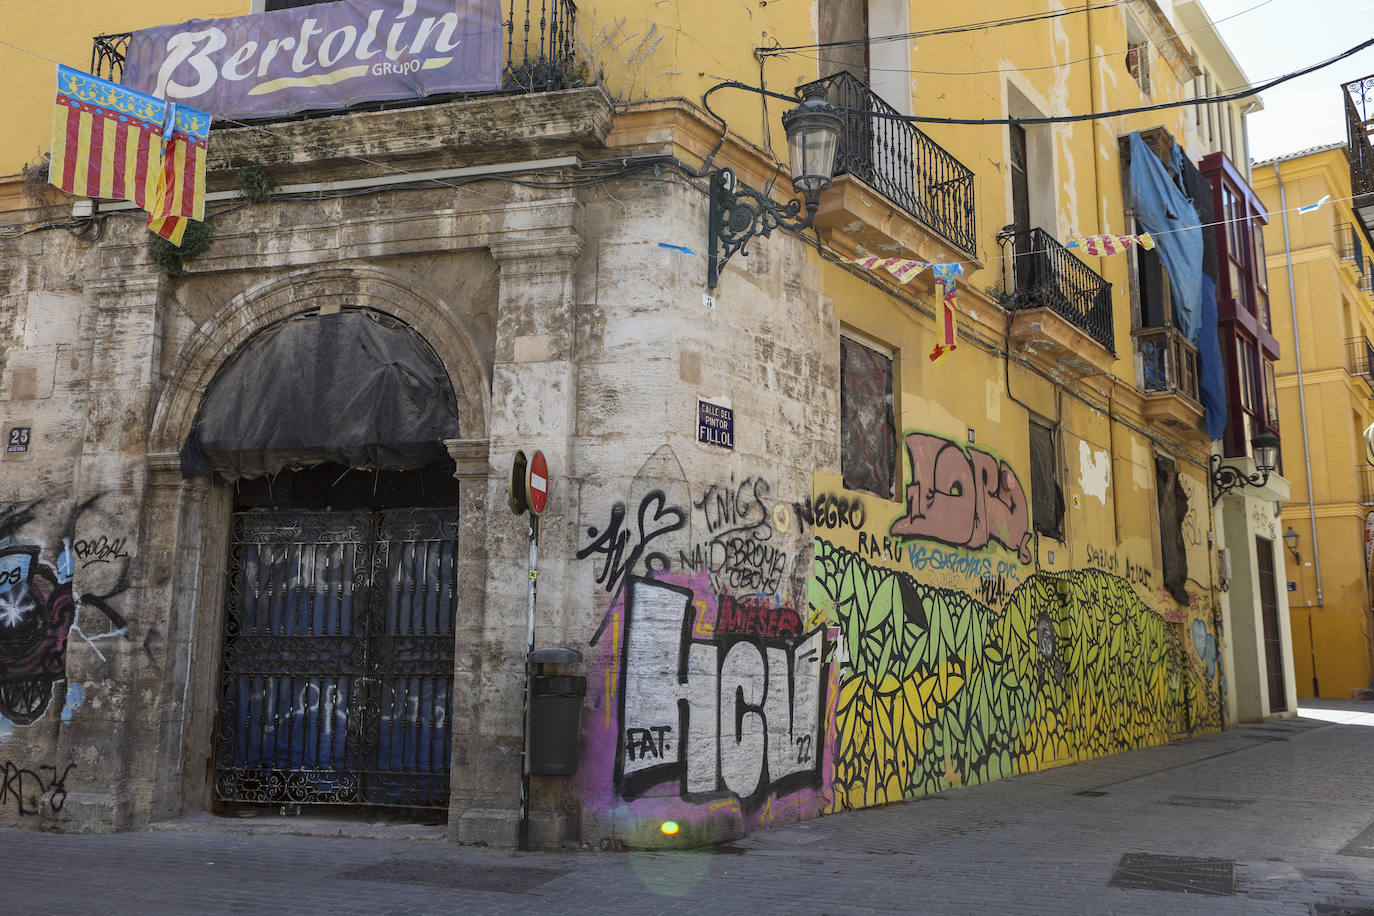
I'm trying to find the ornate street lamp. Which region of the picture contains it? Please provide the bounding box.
[707,84,844,288]
[1210,430,1281,504]
[1283,525,1301,563]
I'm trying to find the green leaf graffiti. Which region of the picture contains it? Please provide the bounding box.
[814,540,1220,811]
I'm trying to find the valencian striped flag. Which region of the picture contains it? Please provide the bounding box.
[928,263,965,365]
[49,65,211,245]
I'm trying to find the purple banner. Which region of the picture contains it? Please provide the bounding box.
[123,0,503,121]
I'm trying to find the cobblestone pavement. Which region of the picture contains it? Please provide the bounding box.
[3,700,1373,915]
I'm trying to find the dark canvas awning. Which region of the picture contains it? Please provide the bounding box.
[180,309,460,479]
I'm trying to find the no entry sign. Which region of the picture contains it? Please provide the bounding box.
[527,450,549,516]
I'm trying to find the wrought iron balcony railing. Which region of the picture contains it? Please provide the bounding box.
[1359,465,1374,506]
[997,227,1114,353]
[92,0,580,92]
[801,71,976,255]
[1346,336,1374,381]
[1340,221,1366,270]
[1344,75,1374,199]
[1135,325,1200,404]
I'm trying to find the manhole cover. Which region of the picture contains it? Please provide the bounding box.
[1109,853,1235,896]
[340,860,569,893]
[1162,795,1254,810]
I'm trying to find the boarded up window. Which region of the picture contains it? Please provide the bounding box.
[1155,455,1189,602]
[1029,422,1063,540]
[840,337,895,498]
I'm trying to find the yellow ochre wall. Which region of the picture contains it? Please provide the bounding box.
[0,2,248,174]
[1255,147,1374,698]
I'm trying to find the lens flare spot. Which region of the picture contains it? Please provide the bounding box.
[660,820,680,836]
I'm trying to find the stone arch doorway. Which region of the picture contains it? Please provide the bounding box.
[184,304,467,815]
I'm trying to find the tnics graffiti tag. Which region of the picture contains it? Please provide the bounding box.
[890,433,1033,564]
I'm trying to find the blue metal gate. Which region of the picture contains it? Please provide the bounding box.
[214,508,458,809]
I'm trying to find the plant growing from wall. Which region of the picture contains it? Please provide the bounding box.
[147,218,214,278]
[234,160,275,203]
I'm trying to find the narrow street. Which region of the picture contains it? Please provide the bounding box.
[2,701,1372,915]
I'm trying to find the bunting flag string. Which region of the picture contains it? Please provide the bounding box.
[928,262,964,365]
[48,65,211,246]
[847,254,931,283]
[1065,232,1155,256]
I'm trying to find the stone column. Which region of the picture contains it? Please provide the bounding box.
[52,273,165,832]
[452,196,583,847]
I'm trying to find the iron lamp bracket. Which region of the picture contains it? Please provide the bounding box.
[1209,453,1272,505]
[707,168,819,289]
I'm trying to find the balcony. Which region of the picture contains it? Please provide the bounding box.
[92,0,580,93]
[1345,336,1374,388]
[1136,326,1200,402]
[1361,466,1374,506]
[802,71,976,256]
[1133,325,1204,435]
[1340,221,1367,271]
[1342,75,1374,250]
[996,228,1115,376]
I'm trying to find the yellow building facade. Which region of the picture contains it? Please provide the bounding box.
[0,0,1295,844]
[1256,144,1374,699]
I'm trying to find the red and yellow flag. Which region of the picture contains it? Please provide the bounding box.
[49,65,211,245]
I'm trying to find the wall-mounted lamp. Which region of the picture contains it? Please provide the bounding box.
[1283,525,1301,564]
[707,84,843,288]
[1209,431,1281,504]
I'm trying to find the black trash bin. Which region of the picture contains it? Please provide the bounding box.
[528,654,586,776]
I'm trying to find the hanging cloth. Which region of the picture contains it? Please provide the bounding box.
[1129,132,1204,344]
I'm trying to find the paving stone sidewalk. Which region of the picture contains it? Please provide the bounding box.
[2,700,1373,915]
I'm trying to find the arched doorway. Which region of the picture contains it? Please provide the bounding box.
[187,308,463,813]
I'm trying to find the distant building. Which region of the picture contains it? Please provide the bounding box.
[1255,136,1374,700]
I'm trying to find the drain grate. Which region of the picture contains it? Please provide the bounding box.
[1312,902,1374,916]
[1162,795,1254,810]
[1340,818,1374,859]
[340,860,569,894]
[1108,853,1235,896]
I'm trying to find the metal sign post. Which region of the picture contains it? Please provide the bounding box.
[511,450,547,851]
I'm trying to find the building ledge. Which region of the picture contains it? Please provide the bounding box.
[1008,306,1115,378]
[205,86,616,185]
[1139,390,1207,442]
[813,175,981,283]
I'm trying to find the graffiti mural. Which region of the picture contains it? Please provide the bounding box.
[614,576,828,808]
[584,475,812,648]
[889,433,1033,565]
[580,448,1221,844]
[0,495,132,725]
[814,541,1216,809]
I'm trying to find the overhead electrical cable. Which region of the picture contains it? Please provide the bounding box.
[705,35,1374,126]
[774,0,1275,78]
[759,0,1133,54]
